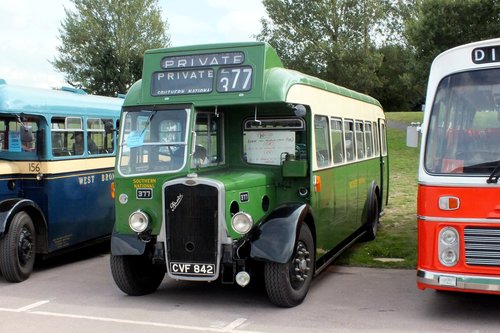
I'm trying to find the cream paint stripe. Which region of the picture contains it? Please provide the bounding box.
[286,84,384,121]
[0,157,115,176]
[29,311,263,333]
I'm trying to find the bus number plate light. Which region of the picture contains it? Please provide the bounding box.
[438,275,457,287]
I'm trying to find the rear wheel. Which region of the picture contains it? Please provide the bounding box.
[264,224,314,307]
[361,193,379,241]
[110,253,165,296]
[0,212,36,282]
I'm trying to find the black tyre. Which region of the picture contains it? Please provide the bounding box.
[361,193,379,242]
[264,224,314,307]
[0,211,36,282]
[110,253,165,296]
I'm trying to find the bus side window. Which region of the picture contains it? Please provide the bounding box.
[373,121,380,156]
[314,115,331,167]
[381,123,387,156]
[88,118,112,155]
[355,120,365,159]
[331,118,344,164]
[365,122,373,158]
[344,120,355,162]
[51,117,74,156]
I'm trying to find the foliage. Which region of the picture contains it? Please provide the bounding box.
[52,0,170,96]
[375,45,421,111]
[258,0,499,112]
[406,0,500,99]
[257,0,389,95]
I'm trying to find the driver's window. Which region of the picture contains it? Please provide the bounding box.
[191,112,223,168]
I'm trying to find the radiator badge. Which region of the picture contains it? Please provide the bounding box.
[170,194,184,211]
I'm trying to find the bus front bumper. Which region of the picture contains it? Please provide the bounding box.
[417,269,500,293]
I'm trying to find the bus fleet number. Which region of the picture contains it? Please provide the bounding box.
[28,163,40,173]
[217,67,252,92]
[136,188,153,199]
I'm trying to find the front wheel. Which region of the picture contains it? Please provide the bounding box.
[0,211,36,282]
[264,224,314,307]
[110,253,165,296]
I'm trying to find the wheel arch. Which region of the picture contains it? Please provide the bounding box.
[249,203,315,264]
[0,198,48,254]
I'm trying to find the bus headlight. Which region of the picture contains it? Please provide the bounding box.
[440,249,458,266]
[438,227,460,267]
[441,228,458,245]
[129,210,149,233]
[231,212,253,234]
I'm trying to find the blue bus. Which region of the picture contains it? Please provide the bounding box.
[0,79,123,282]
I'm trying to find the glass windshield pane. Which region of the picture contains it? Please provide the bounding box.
[425,68,500,174]
[119,108,189,175]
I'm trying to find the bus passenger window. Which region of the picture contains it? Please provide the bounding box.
[88,118,112,154]
[373,121,380,156]
[355,121,365,159]
[331,118,344,164]
[72,131,85,155]
[365,122,373,158]
[314,115,331,167]
[344,120,355,162]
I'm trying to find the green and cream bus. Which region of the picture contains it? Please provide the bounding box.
[110,42,388,307]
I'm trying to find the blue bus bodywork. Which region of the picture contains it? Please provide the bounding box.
[0,80,123,282]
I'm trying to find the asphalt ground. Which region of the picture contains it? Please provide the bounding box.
[1,249,499,333]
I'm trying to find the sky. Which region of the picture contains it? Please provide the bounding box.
[0,0,266,89]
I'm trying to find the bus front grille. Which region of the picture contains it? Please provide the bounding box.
[164,183,218,265]
[464,227,500,266]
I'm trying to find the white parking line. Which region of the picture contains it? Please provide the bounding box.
[16,300,51,312]
[222,318,248,331]
[0,300,50,313]
[29,311,262,333]
[0,301,260,332]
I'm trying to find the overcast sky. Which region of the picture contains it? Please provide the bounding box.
[0,0,266,89]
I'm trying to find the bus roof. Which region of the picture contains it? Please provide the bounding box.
[429,37,500,81]
[0,80,124,117]
[125,42,381,108]
[424,37,500,115]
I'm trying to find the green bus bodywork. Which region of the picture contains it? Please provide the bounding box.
[111,42,388,307]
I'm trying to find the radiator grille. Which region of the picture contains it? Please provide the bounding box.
[164,183,218,264]
[464,227,500,266]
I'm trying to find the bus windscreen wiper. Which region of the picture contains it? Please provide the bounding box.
[486,160,500,184]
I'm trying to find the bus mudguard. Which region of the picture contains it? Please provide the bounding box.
[110,231,146,255]
[0,198,46,235]
[250,203,312,264]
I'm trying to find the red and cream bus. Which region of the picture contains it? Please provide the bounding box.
[415,38,500,293]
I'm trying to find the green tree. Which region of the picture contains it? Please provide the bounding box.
[375,45,420,111]
[52,0,170,96]
[406,0,500,103]
[257,0,387,95]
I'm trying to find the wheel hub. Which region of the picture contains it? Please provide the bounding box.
[18,228,34,266]
[291,241,311,286]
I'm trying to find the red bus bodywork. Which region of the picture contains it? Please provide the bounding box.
[416,38,500,294]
